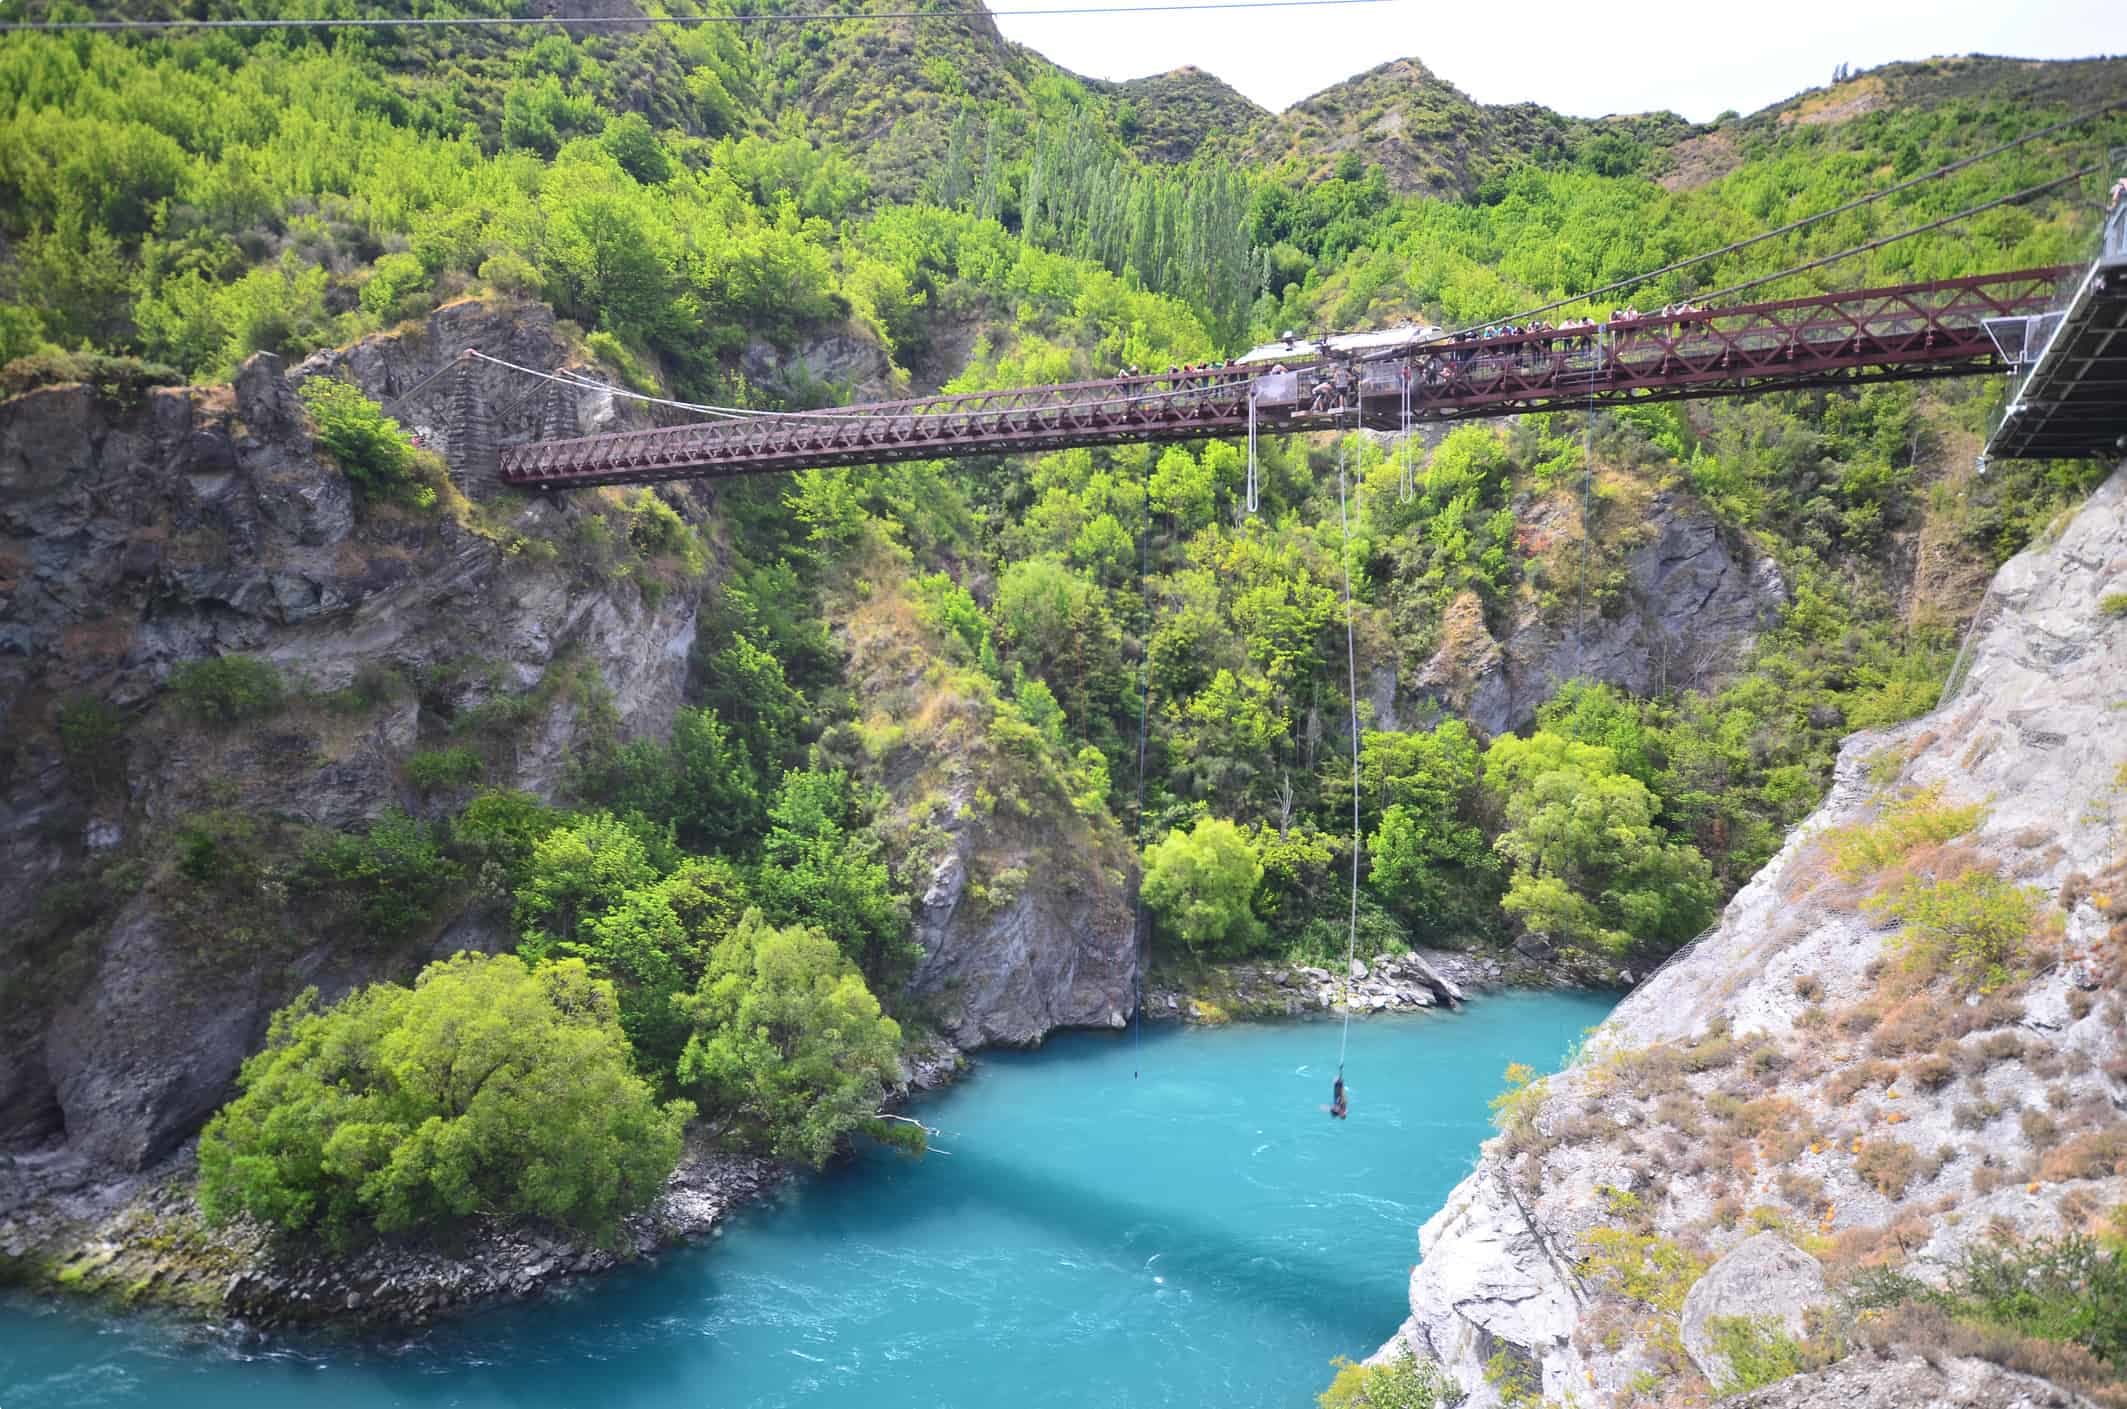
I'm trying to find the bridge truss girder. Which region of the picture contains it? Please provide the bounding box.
[498,267,2069,491]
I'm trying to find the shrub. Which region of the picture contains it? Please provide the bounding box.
[1706,1315,1808,1396]
[2037,1126,2127,1183]
[477,252,543,298]
[197,954,691,1248]
[1318,1354,1460,1409]
[1853,1228,2127,1391]
[2100,592,2127,619]
[674,911,906,1167]
[1828,786,1984,880]
[1867,869,2042,992]
[297,375,433,507]
[169,654,284,724]
[54,695,126,784]
[1580,1227,1709,1315]
[1906,1052,1954,1090]
[1490,1061,1546,1139]
[1141,817,1266,958]
[301,810,460,941]
[2019,1107,2061,1150]
[1855,1138,1921,1197]
[0,350,180,400]
[406,746,485,794]
[170,809,263,890]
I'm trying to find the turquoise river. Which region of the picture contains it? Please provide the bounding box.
[0,991,1613,1408]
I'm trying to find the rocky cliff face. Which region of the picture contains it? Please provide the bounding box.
[831,539,1138,1048]
[0,303,700,1174]
[1,298,1134,1197]
[1398,486,1785,736]
[1375,464,2127,1404]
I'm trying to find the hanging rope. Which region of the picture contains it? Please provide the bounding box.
[1575,328,1599,678]
[1397,364,1415,502]
[1130,455,1155,1079]
[1333,407,1363,1078]
[1245,389,1260,515]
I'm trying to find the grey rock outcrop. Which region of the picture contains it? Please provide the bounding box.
[1727,1351,2103,1409]
[1375,463,2127,1405]
[907,819,1137,1046]
[835,558,1137,1048]
[1413,489,1785,735]
[739,325,899,405]
[1680,1233,1829,1383]
[1,307,695,1175]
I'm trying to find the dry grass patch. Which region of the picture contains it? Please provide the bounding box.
[1855,1138,1923,1197]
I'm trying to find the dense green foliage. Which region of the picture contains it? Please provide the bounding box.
[197,954,691,1247]
[1316,1353,1462,1409]
[675,910,907,1167]
[298,376,434,507]
[1141,817,1266,957]
[167,654,284,724]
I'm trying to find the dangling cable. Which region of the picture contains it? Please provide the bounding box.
[1575,328,1599,679]
[1245,389,1260,515]
[1130,456,1155,1078]
[1398,363,1414,502]
[1333,409,1363,1080]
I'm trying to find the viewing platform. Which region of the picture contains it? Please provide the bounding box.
[1984,190,2127,462]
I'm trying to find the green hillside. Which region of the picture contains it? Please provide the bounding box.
[3,0,2125,1262]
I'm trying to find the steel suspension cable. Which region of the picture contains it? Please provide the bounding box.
[1333,412,1362,1077]
[1402,100,2122,349]
[1677,164,2100,307]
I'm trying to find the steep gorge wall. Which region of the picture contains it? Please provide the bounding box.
[1377,465,2127,1405]
[0,302,1106,1198]
[0,304,694,1170]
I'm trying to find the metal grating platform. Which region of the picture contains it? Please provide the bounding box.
[1985,203,2127,461]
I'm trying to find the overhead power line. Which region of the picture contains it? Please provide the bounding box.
[0,0,1394,33]
[1683,163,2100,307]
[1422,98,2123,344]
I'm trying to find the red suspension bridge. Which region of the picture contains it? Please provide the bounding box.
[496,266,2078,491]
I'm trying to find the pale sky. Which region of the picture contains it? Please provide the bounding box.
[992,0,2127,119]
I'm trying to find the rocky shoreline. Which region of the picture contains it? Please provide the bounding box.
[1,1034,973,1332]
[1143,945,1581,1023]
[2,962,1548,1334]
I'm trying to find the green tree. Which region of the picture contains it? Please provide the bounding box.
[197,954,690,1248]
[1485,731,1715,962]
[1142,816,1265,957]
[752,769,912,988]
[297,376,431,507]
[515,810,662,956]
[1148,444,1216,531]
[674,911,907,1166]
[599,112,673,184]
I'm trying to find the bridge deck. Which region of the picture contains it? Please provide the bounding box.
[499,268,2068,490]
[1986,209,2127,461]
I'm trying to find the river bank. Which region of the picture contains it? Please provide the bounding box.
[0,994,1619,1409]
[0,1035,969,1332]
[1143,944,1592,1024]
[1,956,1558,1335]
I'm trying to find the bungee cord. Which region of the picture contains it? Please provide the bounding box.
[1332,412,1363,1082]
[1244,390,1261,515]
[1130,455,1155,1079]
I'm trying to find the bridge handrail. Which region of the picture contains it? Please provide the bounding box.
[499,267,2069,486]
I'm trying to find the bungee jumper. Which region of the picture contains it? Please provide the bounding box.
[1329,1074,1348,1120]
